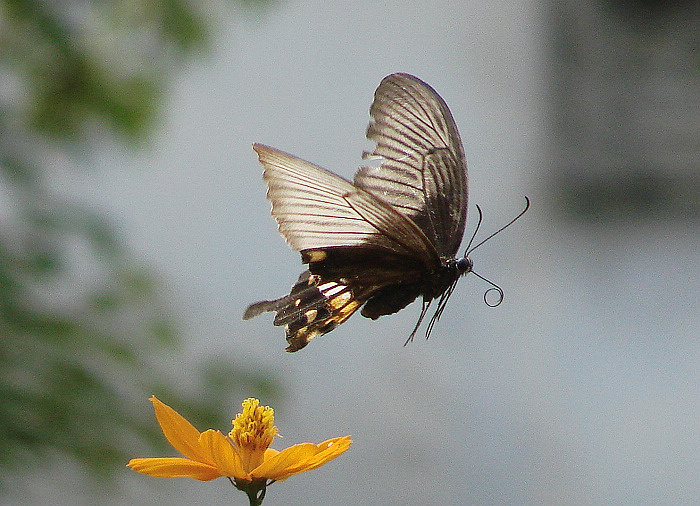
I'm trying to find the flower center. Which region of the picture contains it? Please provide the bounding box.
[230,398,278,472]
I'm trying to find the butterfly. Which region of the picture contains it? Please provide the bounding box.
[244,73,520,352]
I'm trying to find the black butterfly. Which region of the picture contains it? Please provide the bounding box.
[244,73,505,352]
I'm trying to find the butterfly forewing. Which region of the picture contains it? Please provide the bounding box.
[355,73,468,257]
[254,144,436,262]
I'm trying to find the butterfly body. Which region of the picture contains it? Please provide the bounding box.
[244,73,471,351]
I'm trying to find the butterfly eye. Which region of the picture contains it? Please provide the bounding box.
[456,257,473,274]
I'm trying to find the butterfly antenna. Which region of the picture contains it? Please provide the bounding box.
[466,196,530,256]
[405,299,432,346]
[471,270,504,307]
[463,204,484,256]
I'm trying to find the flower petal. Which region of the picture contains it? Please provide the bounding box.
[127,457,222,481]
[150,396,211,464]
[198,429,247,479]
[255,437,352,481]
[285,437,352,474]
[251,443,318,480]
[264,448,280,459]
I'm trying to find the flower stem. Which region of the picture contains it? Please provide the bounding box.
[245,486,266,505]
[230,477,266,505]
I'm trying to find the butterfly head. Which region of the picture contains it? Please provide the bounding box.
[456,256,473,275]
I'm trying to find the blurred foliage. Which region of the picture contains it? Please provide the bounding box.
[0,0,276,491]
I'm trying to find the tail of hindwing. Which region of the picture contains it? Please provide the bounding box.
[247,271,375,352]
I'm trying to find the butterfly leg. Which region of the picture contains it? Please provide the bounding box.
[404,298,433,346]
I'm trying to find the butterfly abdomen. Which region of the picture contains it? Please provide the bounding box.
[360,283,422,319]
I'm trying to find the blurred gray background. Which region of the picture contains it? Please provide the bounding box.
[1,0,698,504]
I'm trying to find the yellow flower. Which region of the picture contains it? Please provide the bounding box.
[128,397,351,503]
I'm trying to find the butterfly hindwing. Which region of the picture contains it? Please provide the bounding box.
[250,269,372,352]
[245,247,430,351]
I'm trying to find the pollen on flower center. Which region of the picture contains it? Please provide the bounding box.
[230,398,278,452]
